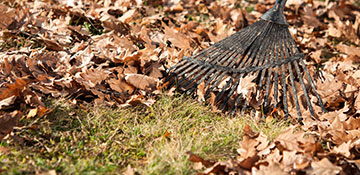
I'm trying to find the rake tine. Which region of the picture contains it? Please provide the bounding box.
[217,24,274,106]
[255,43,273,98]
[176,49,234,86]
[166,46,220,82]
[184,25,262,94]
[169,47,220,79]
[229,22,273,114]
[253,26,275,81]
[183,53,237,93]
[299,59,327,113]
[179,27,257,90]
[241,99,248,115]
[279,32,302,120]
[166,0,327,117]
[294,60,315,115]
[220,76,241,110]
[281,66,288,118]
[263,43,276,113]
[166,46,215,74]
[264,69,273,112]
[237,22,272,71]
[273,70,279,109]
[278,35,289,119]
[215,78,233,103]
[287,61,302,120]
[231,93,243,115]
[284,38,315,116]
[205,40,262,98]
[286,30,326,113]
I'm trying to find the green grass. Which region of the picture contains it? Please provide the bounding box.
[0,95,289,174]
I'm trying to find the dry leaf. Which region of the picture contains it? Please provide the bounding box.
[308,158,342,175]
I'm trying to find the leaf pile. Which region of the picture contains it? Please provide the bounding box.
[0,0,252,139]
[0,0,360,173]
[189,121,360,175]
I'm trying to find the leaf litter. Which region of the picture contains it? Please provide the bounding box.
[0,0,360,174]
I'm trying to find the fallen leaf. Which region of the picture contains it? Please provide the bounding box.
[125,74,158,91]
[0,111,22,141]
[27,108,38,119]
[308,158,342,175]
[0,95,16,109]
[123,165,134,175]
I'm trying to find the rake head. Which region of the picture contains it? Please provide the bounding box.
[166,0,326,121]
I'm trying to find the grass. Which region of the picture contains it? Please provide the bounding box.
[0,95,289,174]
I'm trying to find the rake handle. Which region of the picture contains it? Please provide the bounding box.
[260,0,288,25]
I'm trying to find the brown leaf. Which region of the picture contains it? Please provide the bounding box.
[163,23,191,49]
[108,73,135,94]
[0,77,30,100]
[237,134,259,159]
[144,62,163,79]
[236,75,256,100]
[27,108,38,119]
[187,151,215,168]
[38,38,64,51]
[308,158,342,175]
[336,44,360,57]
[120,9,136,24]
[38,170,57,175]
[331,140,352,158]
[0,95,16,110]
[125,74,158,91]
[197,82,205,102]
[301,5,322,28]
[0,111,22,141]
[253,162,287,175]
[238,155,259,170]
[123,165,134,175]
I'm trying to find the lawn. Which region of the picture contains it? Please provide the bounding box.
[1,95,288,174]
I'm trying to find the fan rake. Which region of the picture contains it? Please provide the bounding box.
[165,0,326,121]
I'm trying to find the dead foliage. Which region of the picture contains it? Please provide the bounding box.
[0,0,360,174]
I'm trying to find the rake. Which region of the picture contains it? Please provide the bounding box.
[165,0,326,121]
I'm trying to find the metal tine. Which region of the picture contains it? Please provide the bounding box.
[236,22,274,115]
[241,98,248,115]
[173,22,261,89]
[237,23,271,70]
[195,35,260,96]
[204,21,273,99]
[277,29,289,119]
[215,78,232,103]
[166,47,211,74]
[178,25,257,90]
[182,32,259,94]
[167,47,220,87]
[220,76,240,110]
[168,20,259,82]
[225,22,276,113]
[273,69,279,109]
[263,40,277,113]
[228,22,274,113]
[281,29,302,120]
[231,93,243,115]
[166,39,232,83]
[285,30,327,113]
[176,48,234,87]
[254,27,277,98]
[216,23,275,106]
[165,47,216,83]
[283,35,315,116]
